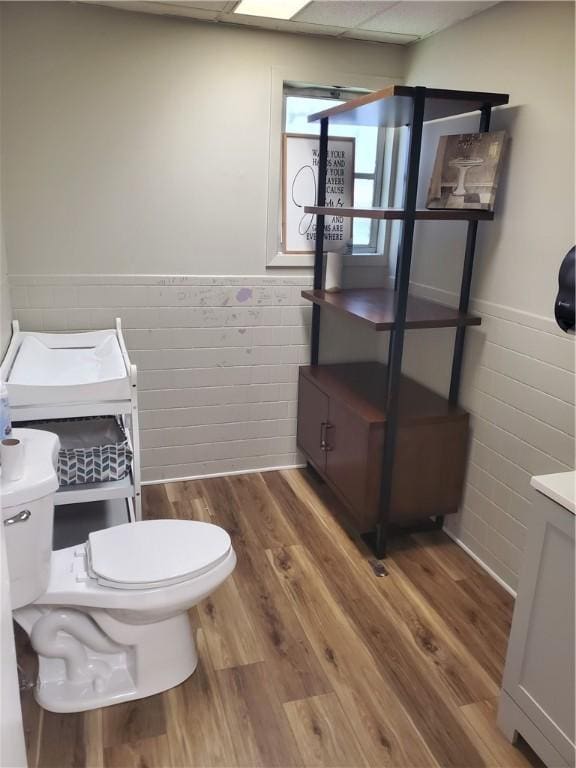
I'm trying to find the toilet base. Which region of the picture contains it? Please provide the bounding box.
[14,606,198,713]
[35,661,139,713]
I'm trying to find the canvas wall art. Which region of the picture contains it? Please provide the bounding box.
[427,131,507,211]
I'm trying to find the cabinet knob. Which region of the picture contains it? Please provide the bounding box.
[320,422,334,451]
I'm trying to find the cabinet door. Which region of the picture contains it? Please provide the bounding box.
[297,374,329,471]
[325,397,373,530]
[501,490,575,765]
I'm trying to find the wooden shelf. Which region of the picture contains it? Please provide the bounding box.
[308,84,509,128]
[304,206,494,221]
[301,288,481,331]
[54,473,134,506]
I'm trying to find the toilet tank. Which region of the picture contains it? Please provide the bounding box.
[1,429,60,609]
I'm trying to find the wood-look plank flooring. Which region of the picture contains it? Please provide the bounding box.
[17,469,543,768]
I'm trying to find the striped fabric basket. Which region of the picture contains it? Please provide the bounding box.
[23,417,133,486]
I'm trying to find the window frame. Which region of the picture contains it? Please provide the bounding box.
[266,67,397,269]
[283,84,386,256]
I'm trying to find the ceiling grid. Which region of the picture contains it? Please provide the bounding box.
[89,1,499,45]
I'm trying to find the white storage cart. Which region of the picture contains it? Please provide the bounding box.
[1,318,142,523]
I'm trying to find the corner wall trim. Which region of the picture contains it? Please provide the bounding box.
[443,527,517,598]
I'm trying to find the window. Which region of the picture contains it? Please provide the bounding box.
[283,84,385,254]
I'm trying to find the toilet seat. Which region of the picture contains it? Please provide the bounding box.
[87,519,232,590]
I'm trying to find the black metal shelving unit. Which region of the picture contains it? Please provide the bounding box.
[303,84,509,558]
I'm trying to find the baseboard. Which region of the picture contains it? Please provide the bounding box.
[443,528,517,598]
[141,462,307,486]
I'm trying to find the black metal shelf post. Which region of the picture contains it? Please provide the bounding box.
[374,87,426,558]
[311,117,329,366]
[448,105,492,405]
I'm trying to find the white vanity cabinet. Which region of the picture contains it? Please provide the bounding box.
[498,472,575,767]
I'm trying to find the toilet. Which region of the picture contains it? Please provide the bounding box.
[2,429,236,713]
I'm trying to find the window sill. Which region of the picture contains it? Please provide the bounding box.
[267,252,387,269]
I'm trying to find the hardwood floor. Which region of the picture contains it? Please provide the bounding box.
[18,469,543,768]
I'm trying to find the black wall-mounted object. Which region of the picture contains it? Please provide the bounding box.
[555,246,575,332]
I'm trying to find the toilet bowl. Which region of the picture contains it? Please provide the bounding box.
[2,429,236,713]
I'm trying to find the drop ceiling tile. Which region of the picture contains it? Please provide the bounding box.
[165,5,221,18]
[288,20,349,36]
[294,1,396,29]
[170,1,230,9]
[127,1,222,19]
[342,27,418,44]
[360,1,497,36]
[221,12,344,35]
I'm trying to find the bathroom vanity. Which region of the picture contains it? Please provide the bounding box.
[498,471,575,767]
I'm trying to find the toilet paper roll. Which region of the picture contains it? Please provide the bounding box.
[1,437,25,482]
[324,251,343,292]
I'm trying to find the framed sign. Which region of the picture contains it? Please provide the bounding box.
[282,133,355,254]
[426,131,507,211]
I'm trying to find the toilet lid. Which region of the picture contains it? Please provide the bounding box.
[87,520,232,590]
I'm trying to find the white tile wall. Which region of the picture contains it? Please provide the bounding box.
[9,274,313,482]
[402,283,575,593]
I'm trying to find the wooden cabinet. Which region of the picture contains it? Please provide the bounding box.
[498,474,575,767]
[297,363,469,532]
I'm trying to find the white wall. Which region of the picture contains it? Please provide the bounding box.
[0,25,10,358]
[0,1,404,276]
[1,1,402,482]
[406,0,574,317]
[0,213,10,357]
[401,1,575,591]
